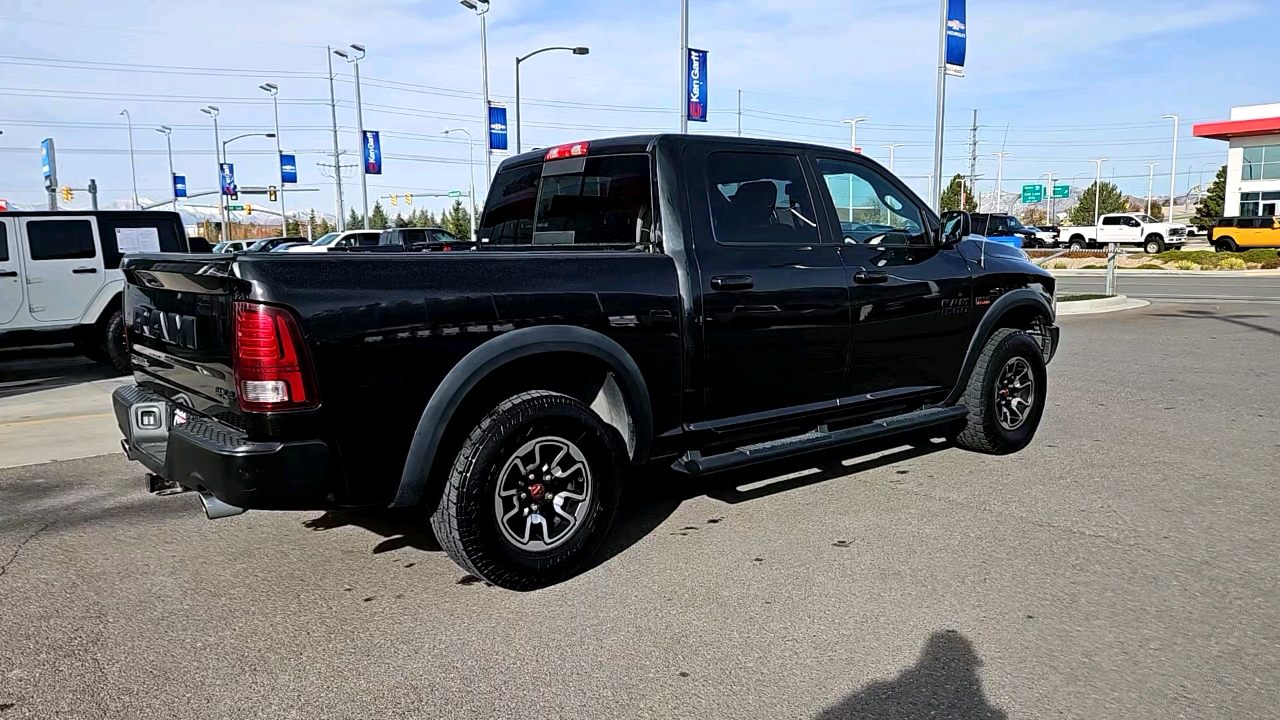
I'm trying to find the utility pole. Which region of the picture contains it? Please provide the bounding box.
[326,46,346,231]
[991,151,1010,214]
[737,89,742,137]
[962,109,978,210]
[88,178,98,210]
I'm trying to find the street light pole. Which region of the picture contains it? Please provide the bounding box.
[335,45,369,229]
[514,46,589,154]
[1162,114,1179,223]
[201,106,224,241]
[221,131,276,236]
[1144,162,1160,216]
[931,0,948,213]
[443,128,478,242]
[991,151,1010,213]
[840,118,867,222]
[155,126,175,211]
[120,110,139,209]
[261,83,285,232]
[1040,171,1057,224]
[679,0,689,134]
[460,1,492,182]
[883,143,904,173]
[1091,158,1108,227]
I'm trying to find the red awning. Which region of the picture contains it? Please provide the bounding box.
[1193,116,1280,141]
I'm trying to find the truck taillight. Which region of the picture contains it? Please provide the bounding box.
[232,301,318,412]
[545,141,589,161]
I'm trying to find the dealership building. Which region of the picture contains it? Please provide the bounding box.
[1193,102,1280,217]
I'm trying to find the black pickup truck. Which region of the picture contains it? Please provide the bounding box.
[114,134,1059,590]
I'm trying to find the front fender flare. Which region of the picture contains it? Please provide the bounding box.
[390,325,653,508]
[944,288,1055,407]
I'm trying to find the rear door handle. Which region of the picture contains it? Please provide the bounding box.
[72,267,98,274]
[853,270,889,284]
[0,270,17,278]
[710,275,753,291]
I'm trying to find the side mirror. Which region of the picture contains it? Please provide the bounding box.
[939,211,971,246]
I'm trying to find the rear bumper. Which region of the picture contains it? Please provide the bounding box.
[113,384,331,510]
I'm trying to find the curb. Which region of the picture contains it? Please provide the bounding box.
[1049,269,1280,277]
[1057,295,1150,316]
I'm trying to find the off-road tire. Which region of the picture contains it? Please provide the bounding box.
[77,308,129,372]
[430,390,626,591]
[953,328,1047,455]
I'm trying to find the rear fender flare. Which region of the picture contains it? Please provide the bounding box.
[944,288,1055,407]
[391,325,653,508]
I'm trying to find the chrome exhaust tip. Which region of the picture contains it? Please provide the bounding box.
[198,492,246,520]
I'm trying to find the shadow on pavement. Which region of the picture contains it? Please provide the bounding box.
[817,629,1007,720]
[299,434,949,585]
[1148,307,1280,339]
[0,344,124,400]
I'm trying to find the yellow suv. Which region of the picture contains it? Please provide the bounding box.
[1211,216,1280,252]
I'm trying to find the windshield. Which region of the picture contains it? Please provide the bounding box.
[212,242,230,253]
[312,232,340,246]
[1136,214,1157,223]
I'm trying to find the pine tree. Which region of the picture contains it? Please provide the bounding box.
[1066,181,1129,226]
[392,212,411,228]
[1191,165,1226,230]
[312,212,333,238]
[369,201,389,230]
[347,208,363,230]
[438,199,473,238]
[940,174,977,212]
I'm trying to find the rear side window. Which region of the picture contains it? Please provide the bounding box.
[99,218,185,268]
[0,223,8,261]
[1216,218,1235,227]
[710,152,820,245]
[481,154,652,247]
[357,233,380,247]
[27,220,96,260]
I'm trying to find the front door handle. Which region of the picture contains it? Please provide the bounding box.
[853,270,889,284]
[0,270,17,278]
[710,275,753,291]
[72,267,98,274]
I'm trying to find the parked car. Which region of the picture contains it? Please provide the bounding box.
[287,230,382,252]
[245,236,308,253]
[376,227,472,252]
[1028,226,1060,247]
[269,241,310,252]
[1209,216,1280,252]
[1059,213,1188,253]
[212,240,254,253]
[113,134,1060,590]
[0,210,188,370]
[970,213,1043,248]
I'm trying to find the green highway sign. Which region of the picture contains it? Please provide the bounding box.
[227,204,245,211]
[1052,184,1070,199]
[448,190,462,198]
[1021,184,1044,204]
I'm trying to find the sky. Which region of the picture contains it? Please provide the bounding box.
[1,0,1276,219]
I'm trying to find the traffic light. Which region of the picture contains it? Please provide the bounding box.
[405,193,412,205]
[60,186,73,202]
[268,185,277,202]
[390,194,397,206]
[244,203,252,215]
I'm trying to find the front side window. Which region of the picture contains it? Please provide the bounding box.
[707,152,820,245]
[1101,216,1123,226]
[27,220,95,260]
[816,157,926,245]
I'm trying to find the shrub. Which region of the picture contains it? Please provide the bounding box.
[1134,263,1163,269]
[1081,264,1105,269]
[1261,258,1280,270]
[1241,248,1280,264]
[1172,260,1197,270]
[1052,261,1068,269]
[1218,257,1247,270]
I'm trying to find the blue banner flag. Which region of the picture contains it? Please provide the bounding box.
[40,139,53,179]
[173,174,187,198]
[219,163,236,196]
[945,0,966,75]
[364,131,382,175]
[280,154,297,184]
[687,48,708,122]
[488,103,508,153]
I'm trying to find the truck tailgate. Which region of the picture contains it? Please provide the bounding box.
[121,254,242,420]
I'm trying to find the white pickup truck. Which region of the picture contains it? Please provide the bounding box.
[1059,213,1189,254]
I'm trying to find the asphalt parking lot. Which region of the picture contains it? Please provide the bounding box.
[1,302,1278,719]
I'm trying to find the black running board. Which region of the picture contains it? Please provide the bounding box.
[671,405,969,476]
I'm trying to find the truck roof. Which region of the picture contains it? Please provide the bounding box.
[0,209,184,220]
